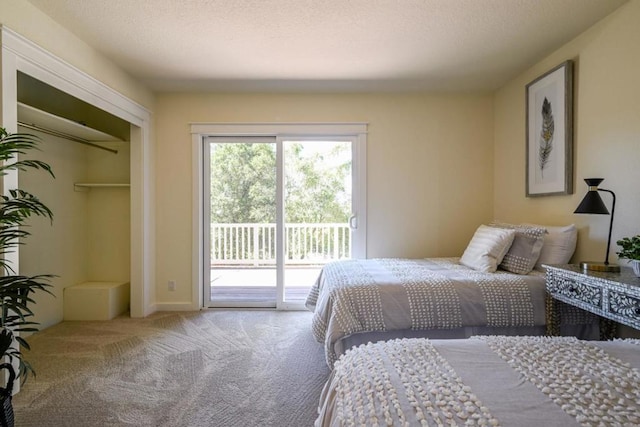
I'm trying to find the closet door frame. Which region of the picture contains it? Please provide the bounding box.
[0,26,154,318]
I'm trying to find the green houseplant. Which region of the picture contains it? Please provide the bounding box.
[0,128,54,425]
[616,235,640,277]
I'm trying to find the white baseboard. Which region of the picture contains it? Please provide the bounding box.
[149,302,201,313]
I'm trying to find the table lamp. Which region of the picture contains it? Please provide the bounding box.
[574,178,620,272]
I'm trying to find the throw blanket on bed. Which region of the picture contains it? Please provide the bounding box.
[317,337,640,426]
[306,258,546,366]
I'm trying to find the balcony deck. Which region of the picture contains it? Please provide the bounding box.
[209,266,321,304]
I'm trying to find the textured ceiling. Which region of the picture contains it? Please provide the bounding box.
[27,0,627,93]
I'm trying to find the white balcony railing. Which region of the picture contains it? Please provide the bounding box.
[211,223,350,266]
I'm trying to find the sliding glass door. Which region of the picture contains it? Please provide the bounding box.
[202,131,365,310]
[205,138,278,307]
[282,139,352,306]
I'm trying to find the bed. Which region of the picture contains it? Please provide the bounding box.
[315,336,640,426]
[306,223,594,367]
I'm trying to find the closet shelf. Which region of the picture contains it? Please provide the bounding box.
[18,102,122,154]
[74,183,130,191]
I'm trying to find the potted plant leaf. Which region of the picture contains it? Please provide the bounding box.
[616,235,640,277]
[0,127,54,426]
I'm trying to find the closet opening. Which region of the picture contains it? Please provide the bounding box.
[16,71,133,329]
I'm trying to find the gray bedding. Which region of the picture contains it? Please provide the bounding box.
[305,258,550,367]
[316,336,640,426]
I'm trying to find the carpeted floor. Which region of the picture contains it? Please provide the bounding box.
[13,310,330,427]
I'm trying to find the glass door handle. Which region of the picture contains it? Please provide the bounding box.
[349,215,358,229]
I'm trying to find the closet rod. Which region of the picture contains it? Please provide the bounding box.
[17,121,118,154]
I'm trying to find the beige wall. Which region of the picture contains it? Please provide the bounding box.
[86,141,131,283]
[155,93,494,304]
[0,0,154,109]
[494,0,640,265]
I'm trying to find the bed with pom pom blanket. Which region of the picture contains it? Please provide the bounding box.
[316,336,640,426]
[305,258,596,367]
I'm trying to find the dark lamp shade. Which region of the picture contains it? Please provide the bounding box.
[573,177,620,272]
[574,191,609,215]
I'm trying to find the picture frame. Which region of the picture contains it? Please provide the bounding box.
[525,60,573,197]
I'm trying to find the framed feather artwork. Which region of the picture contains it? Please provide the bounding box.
[526,60,573,197]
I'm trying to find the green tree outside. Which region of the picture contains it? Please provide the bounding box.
[210,141,351,224]
[210,143,277,223]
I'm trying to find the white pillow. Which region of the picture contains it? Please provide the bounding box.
[460,225,516,273]
[524,223,578,269]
